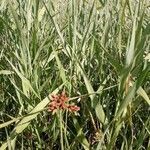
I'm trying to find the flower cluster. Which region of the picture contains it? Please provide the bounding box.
[48,91,80,114]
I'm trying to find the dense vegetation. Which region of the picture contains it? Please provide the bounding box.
[0,0,150,149]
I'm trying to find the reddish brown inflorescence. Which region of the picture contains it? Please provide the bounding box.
[48,91,80,114]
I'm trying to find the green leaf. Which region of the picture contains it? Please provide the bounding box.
[116,83,136,119]
[0,70,14,75]
[72,118,90,150]
[6,57,39,98]
[0,118,21,129]
[137,87,150,106]
[126,6,138,66]
[95,102,106,125]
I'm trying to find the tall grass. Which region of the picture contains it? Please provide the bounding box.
[0,0,150,149]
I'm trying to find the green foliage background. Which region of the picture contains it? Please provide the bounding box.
[0,0,150,149]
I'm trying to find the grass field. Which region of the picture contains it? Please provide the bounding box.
[0,0,150,149]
